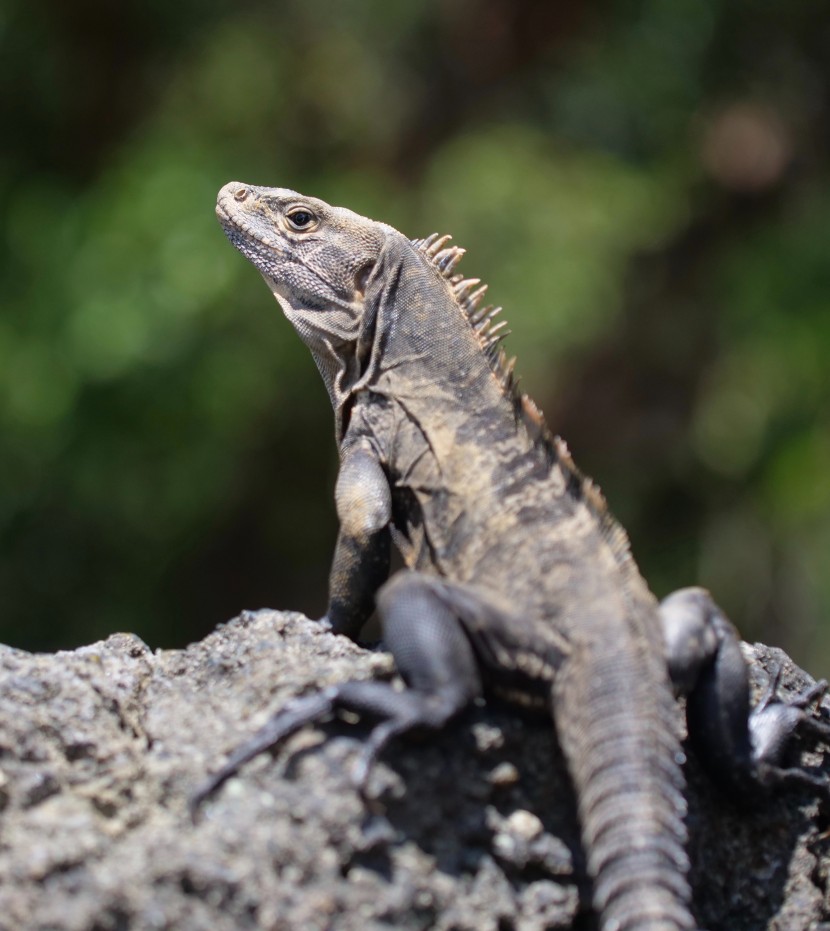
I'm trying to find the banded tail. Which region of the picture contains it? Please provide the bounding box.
[555,644,696,931]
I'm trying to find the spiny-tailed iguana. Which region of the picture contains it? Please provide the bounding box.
[195,181,830,931]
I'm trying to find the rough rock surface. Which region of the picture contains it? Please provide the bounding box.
[0,610,828,931]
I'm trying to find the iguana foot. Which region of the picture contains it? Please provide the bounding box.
[189,688,336,819]
[191,570,484,814]
[660,587,830,799]
[749,665,830,795]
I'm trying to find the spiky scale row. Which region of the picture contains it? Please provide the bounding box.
[453,277,481,302]
[413,232,466,273]
[482,320,510,347]
[496,350,517,390]
[466,284,489,309]
[414,234,512,364]
[411,231,634,574]
[414,231,537,416]
[470,304,500,327]
[418,233,452,255]
[553,437,634,570]
[436,248,465,274]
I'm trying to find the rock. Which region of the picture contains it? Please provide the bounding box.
[0,610,827,930]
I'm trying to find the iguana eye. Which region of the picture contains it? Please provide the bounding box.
[286,207,317,231]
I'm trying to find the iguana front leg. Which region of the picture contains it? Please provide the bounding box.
[324,441,392,639]
[660,587,830,797]
[190,570,483,813]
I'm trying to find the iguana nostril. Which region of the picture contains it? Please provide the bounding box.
[234,186,248,201]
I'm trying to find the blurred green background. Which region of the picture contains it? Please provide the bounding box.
[2,1,829,672]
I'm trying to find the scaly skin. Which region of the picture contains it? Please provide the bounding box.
[206,181,830,929]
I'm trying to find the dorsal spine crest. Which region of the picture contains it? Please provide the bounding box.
[410,232,633,570]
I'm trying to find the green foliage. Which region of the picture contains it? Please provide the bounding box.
[418,124,688,374]
[1,0,829,669]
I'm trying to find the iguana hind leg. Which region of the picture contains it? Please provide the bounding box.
[191,570,483,814]
[660,586,830,798]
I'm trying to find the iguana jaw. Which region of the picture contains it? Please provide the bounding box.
[215,189,287,287]
[216,181,383,308]
[216,182,395,435]
[216,195,322,307]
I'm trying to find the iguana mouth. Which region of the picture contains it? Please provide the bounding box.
[215,194,254,240]
[215,186,239,224]
[215,195,288,276]
[215,189,269,245]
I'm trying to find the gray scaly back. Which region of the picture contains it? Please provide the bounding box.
[410,231,636,574]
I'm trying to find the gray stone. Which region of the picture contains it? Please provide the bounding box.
[0,610,826,930]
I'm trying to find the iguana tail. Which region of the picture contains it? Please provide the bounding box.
[555,641,695,931]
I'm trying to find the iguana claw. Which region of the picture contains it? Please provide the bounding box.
[750,665,830,795]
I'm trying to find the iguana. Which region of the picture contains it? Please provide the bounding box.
[195,181,830,930]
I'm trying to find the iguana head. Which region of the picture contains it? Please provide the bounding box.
[216,181,392,337]
[216,181,520,437]
[216,181,395,414]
